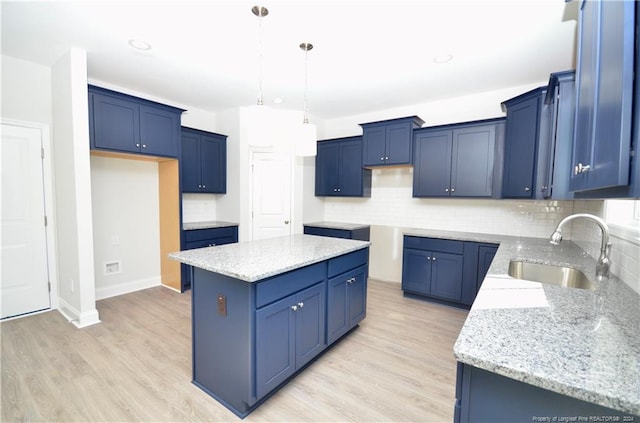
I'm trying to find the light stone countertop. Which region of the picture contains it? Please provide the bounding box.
[402,229,640,415]
[182,220,238,231]
[169,234,370,282]
[303,221,370,231]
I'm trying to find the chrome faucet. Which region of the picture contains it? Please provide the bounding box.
[549,213,611,279]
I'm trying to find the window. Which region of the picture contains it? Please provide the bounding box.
[605,199,640,245]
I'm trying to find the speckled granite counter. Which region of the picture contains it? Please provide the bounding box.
[303,221,370,231]
[182,220,238,231]
[407,230,640,415]
[169,234,370,282]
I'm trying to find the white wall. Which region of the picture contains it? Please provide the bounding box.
[51,48,100,327]
[90,156,161,299]
[1,55,52,124]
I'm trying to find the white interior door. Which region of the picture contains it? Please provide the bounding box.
[1,123,51,319]
[251,151,292,240]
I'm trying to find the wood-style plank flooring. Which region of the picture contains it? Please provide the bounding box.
[1,279,468,422]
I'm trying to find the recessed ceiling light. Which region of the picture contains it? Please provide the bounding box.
[128,39,152,51]
[273,97,284,104]
[433,54,453,64]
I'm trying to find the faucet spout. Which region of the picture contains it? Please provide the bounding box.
[549,213,611,279]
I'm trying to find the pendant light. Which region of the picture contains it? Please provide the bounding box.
[248,5,272,147]
[297,42,317,157]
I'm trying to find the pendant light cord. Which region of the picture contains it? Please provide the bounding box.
[257,11,264,106]
[300,43,313,124]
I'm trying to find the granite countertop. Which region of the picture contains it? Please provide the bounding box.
[303,221,370,230]
[409,230,640,415]
[169,234,370,282]
[182,220,238,231]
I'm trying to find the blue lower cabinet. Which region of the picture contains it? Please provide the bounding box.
[256,282,325,399]
[191,247,369,418]
[327,264,367,344]
[455,363,637,423]
[181,226,238,291]
[303,225,371,241]
[402,236,497,308]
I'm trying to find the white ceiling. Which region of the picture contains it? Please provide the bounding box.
[1,0,578,120]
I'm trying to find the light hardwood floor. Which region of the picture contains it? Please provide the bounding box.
[1,279,468,422]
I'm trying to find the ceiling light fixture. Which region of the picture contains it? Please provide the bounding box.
[248,5,272,147]
[128,39,152,51]
[297,42,317,157]
[433,54,453,64]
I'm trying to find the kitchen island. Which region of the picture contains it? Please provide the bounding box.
[169,234,370,418]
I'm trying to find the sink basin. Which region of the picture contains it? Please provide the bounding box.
[508,260,595,290]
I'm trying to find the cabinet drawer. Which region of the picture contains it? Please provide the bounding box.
[256,262,326,309]
[328,248,369,278]
[404,236,464,254]
[185,226,236,243]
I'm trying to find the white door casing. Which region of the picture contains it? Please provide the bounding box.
[1,122,51,319]
[250,151,292,241]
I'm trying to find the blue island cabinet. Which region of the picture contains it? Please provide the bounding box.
[191,247,369,418]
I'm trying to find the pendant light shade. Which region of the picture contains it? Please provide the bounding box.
[248,5,272,147]
[297,42,317,157]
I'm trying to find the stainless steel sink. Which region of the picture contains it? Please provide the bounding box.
[508,260,595,290]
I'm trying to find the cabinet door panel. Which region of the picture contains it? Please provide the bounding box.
[362,126,387,166]
[181,131,200,192]
[477,245,498,291]
[338,141,364,196]
[385,122,412,165]
[401,249,432,295]
[140,105,179,157]
[451,125,495,197]
[315,143,340,195]
[413,130,452,197]
[503,96,539,198]
[200,134,226,193]
[327,276,348,344]
[92,93,140,153]
[430,251,463,302]
[256,296,296,399]
[348,267,367,327]
[295,284,326,368]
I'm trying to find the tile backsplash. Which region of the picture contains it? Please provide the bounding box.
[182,193,218,223]
[323,168,639,293]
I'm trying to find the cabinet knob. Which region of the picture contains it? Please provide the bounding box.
[297,302,304,308]
[450,188,455,193]
[336,188,341,192]
[380,157,385,161]
[347,277,356,284]
[385,156,389,160]
[541,186,548,191]
[445,188,449,192]
[284,220,290,224]
[524,187,531,192]
[574,163,591,175]
[202,185,206,188]
[291,305,298,311]
[135,143,140,148]
[432,257,436,261]
[142,144,147,148]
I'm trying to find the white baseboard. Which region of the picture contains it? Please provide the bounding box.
[95,276,162,300]
[57,298,101,328]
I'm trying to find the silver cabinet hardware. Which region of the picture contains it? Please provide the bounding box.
[524,187,531,192]
[135,143,140,147]
[451,188,455,193]
[574,162,591,175]
[445,188,449,192]
[291,305,298,311]
[284,220,290,224]
[297,302,304,308]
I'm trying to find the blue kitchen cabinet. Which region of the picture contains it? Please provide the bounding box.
[413,119,504,198]
[327,264,367,344]
[501,87,549,198]
[256,282,326,399]
[315,136,371,197]
[476,244,498,291]
[360,116,424,166]
[88,85,183,158]
[544,70,576,200]
[402,236,464,303]
[303,224,370,241]
[181,225,238,291]
[190,247,368,417]
[181,127,226,194]
[454,363,637,423]
[570,0,635,193]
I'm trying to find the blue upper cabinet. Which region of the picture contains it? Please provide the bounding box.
[181,127,227,194]
[570,0,635,192]
[360,116,424,166]
[315,136,371,197]
[501,87,548,199]
[413,119,504,198]
[88,85,184,158]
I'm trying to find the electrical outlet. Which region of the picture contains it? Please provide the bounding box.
[104,261,121,275]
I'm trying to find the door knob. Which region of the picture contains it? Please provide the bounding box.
[284,220,290,224]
